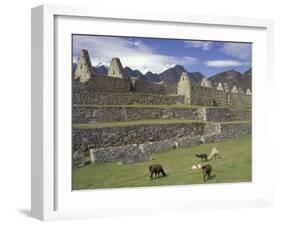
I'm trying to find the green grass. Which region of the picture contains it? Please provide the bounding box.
[73,119,251,129]
[72,135,252,190]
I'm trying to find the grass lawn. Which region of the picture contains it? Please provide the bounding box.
[72,135,251,190]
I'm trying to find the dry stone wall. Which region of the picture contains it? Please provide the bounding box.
[228,93,251,108]
[72,106,203,123]
[89,136,203,163]
[133,79,167,94]
[73,106,251,123]
[72,123,205,151]
[73,92,185,105]
[72,75,250,108]
[191,86,214,106]
[189,86,250,108]
[205,108,251,122]
[73,76,131,95]
[221,123,251,138]
[79,122,251,164]
[162,82,178,95]
[213,90,228,106]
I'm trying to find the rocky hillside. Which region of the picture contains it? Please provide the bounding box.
[159,65,204,85]
[209,69,252,90]
[240,69,252,90]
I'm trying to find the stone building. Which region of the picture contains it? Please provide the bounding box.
[177,72,192,104]
[108,57,126,78]
[200,77,212,88]
[246,88,252,95]
[231,85,238,93]
[217,82,224,91]
[74,49,94,83]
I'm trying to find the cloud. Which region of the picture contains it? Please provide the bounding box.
[183,41,213,50]
[204,60,250,67]
[73,35,198,74]
[220,43,252,60]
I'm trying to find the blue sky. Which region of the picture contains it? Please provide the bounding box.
[73,35,252,77]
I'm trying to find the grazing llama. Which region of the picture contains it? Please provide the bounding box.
[149,164,167,179]
[208,147,220,160]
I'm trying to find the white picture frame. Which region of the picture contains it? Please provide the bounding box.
[31,4,274,221]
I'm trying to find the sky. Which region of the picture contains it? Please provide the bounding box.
[72,35,252,77]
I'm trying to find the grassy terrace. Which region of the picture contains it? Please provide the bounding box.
[73,104,223,109]
[72,135,252,190]
[73,119,251,129]
[73,104,251,111]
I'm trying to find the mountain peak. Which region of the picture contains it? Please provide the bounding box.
[209,68,251,90]
[173,65,186,70]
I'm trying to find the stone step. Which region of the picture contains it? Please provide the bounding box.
[73,105,251,123]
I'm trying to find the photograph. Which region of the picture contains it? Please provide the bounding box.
[71,34,252,190]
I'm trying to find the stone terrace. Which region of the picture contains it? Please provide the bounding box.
[72,95,251,166]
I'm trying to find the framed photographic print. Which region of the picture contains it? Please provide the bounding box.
[31,4,274,221]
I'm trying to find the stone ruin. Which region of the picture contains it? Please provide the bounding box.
[72,49,252,166]
[200,77,212,88]
[74,49,94,83]
[177,72,191,104]
[107,57,126,78]
[231,85,238,93]
[246,88,252,95]
[217,82,224,91]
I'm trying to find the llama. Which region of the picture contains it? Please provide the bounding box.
[149,164,167,179]
[195,154,208,161]
[208,147,220,160]
[202,164,212,182]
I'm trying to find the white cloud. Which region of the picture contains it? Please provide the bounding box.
[183,41,213,50]
[204,60,250,67]
[73,36,198,74]
[220,43,252,60]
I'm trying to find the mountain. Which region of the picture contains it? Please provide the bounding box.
[159,65,186,83]
[240,68,252,90]
[159,65,204,85]
[188,72,205,85]
[93,65,108,75]
[143,71,162,83]
[89,64,204,85]
[209,69,251,91]
[123,67,144,80]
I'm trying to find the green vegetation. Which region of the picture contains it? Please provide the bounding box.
[73,119,251,129]
[72,135,252,190]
